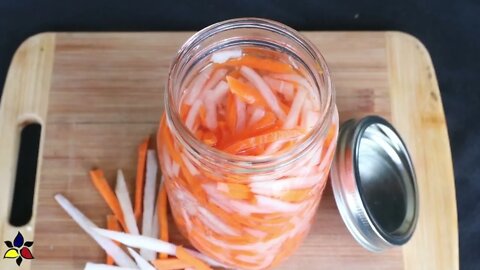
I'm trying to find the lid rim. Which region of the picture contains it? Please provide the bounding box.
[331,116,419,252]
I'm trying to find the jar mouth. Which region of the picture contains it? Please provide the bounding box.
[165,18,335,173]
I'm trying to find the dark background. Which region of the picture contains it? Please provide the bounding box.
[0,1,478,269]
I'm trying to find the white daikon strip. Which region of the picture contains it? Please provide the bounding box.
[271,73,319,108]
[185,99,203,131]
[250,173,324,191]
[84,262,137,270]
[255,195,306,212]
[197,207,240,236]
[127,248,155,270]
[152,205,159,240]
[211,81,229,103]
[247,107,265,126]
[211,49,242,63]
[262,142,281,156]
[181,154,199,176]
[94,229,226,268]
[240,66,286,120]
[203,68,228,91]
[54,195,136,268]
[115,170,140,235]
[244,228,268,239]
[184,67,212,105]
[283,88,307,129]
[235,96,246,132]
[171,162,180,177]
[204,95,218,130]
[141,150,158,260]
[263,76,295,101]
[161,148,173,178]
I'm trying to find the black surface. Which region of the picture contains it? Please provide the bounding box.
[9,123,41,227]
[0,1,478,269]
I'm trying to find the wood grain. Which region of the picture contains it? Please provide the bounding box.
[386,32,459,270]
[0,32,457,270]
[0,33,55,270]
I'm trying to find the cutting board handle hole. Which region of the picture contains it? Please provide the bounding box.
[9,123,42,227]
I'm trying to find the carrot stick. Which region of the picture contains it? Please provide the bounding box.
[106,215,122,265]
[89,169,127,230]
[223,55,293,73]
[223,129,305,154]
[151,258,192,270]
[134,137,150,223]
[175,246,212,270]
[226,76,267,107]
[157,180,169,259]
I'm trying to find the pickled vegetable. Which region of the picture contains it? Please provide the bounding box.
[158,47,338,269]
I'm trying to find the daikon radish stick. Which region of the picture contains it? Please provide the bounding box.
[250,173,324,191]
[185,100,203,131]
[240,66,286,120]
[184,67,212,105]
[283,88,307,129]
[157,178,169,259]
[84,262,137,270]
[203,68,228,91]
[152,207,159,243]
[116,170,140,235]
[235,96,246,132]
[204,95,218,130]
[54,194,136,268]
[211,49,242,63]
[141,150,158,260]
[248,107,265,126]
[210,81,229,103]
[271,73,319,108]
[93,229,226,268]
[263,76,295,101]
[128,248,155,270]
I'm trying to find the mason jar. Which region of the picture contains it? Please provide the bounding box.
[157,18,338,269]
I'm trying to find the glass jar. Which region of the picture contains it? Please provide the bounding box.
[157,18,338,269]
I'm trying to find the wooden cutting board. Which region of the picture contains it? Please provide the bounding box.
[0,32,458,270]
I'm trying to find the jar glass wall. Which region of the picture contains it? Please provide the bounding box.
[157,18,338,269]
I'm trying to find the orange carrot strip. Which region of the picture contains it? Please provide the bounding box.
[217,182,253,200]
[223,129,305,154]
[180,104,191,121]
[152,258,192,270]
[277,188,312,202]
[226,76,267,107]
[202,131,217,146]
[106,215,122,265]
[89,169,127,231]
[134,137,150,222]
[226,94,237,133]
[157,182,169,259]
[224,55,293,73]
[199,105,207,127]
[176,246,212,270]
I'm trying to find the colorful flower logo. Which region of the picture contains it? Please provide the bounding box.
[3,232,34,266]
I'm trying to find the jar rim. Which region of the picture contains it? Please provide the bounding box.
[165,17,335,173]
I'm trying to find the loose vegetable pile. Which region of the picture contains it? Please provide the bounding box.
[158,47,338,269]
[55,138,225,270]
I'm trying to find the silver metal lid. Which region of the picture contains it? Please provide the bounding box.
[330,116,418,252]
